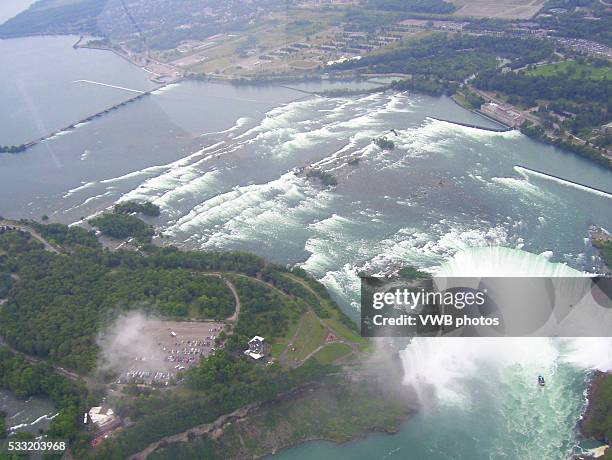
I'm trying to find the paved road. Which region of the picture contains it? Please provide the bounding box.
[0,219,61,254]
[0,334,91,386]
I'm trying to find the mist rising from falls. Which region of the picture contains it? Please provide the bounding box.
[399,247,611,459]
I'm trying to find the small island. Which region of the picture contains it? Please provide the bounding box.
[306,169,338,187]
[373,137,395,151]
[113,200,161,217]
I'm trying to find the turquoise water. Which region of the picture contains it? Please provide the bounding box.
[272,250,608,460]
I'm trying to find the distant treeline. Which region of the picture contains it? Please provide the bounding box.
[391,76,457,96]
[0,0,107,38]
[474,70,612,107]
[363,0,456,14]
[539,10,612,47]
[458,1,612,47]
[331,34,555,83]
[521,124,612,169]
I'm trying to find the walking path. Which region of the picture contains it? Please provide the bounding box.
[0,219,61,254]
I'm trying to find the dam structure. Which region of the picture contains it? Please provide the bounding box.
[428,116,512,133]
[4,80,173,153]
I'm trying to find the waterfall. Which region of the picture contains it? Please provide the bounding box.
[399,247,611,459]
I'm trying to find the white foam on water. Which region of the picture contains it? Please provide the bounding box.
[376,120,471,170]
[233,97,326,141]
[99,165,168,185]
[164,172,334,250]
[311,140,360,169]
[302,219,516,316]
[63,181,97,198]
[103,141,229,205]
[151,83,180,95]
[144,170,223,216]
[301,211,383,277]
[385,223,513,270]
[434,246,580,277]
[200,116,252,137]
[560,338,612,372]
[490,176,555,202]
[400,248,610,459]
[425,117,522,141]
[228,92,415,161]
[379,92,415,114]
[80,191,114,207]
[43,130,71,141]
[515,165,612,200]
[9,423,29,431]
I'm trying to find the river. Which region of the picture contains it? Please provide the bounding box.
[0,35,610,459]
[0,35,157,146]
[0,389,57,436]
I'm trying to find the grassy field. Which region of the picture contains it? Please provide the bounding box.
[261,272,367,364]
[173,7,345,76]
[281,273,367,345]
[526,61,612,80]
[270,314,302,359]
[286,310,327,361]
[313,343,353,364]
[450,0,545,19]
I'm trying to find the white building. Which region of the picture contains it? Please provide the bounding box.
[480,102,525,128]
[244,336,265,360]
[88,406,117,430]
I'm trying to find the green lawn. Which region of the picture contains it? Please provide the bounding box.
[270,306,302,359]
[526,60,611,80]
[321,316,367,344]
[281,273,367,344]
[286,311,327,361]
[313,343,353,364]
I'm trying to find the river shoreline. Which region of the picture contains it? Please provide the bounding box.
[259,416,411,460]
[577,371,610,459]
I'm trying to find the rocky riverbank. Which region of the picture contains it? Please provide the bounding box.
[577,371,611,459]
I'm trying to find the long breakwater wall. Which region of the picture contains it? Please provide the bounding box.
[14,84,168,151]
[515,165,612,198]
[429,116,512,133]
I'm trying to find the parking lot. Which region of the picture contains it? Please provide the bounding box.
[119,320,224,385]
